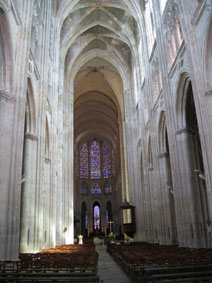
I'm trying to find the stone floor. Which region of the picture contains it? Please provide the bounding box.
[94,238,132,283]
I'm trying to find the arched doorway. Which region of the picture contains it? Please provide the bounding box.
[185,82,210,246]
[176,76,210,247]
[93,202,101,236]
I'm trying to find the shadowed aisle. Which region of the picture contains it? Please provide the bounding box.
[94,238,131,283]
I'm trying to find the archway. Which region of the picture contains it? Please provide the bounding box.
[185,82,210,246]
[176,76,210,247]
[60,0,139,244]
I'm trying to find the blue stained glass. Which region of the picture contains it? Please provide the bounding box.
[90,141,101,179]
[112,147,116,176]
[80,143,88,178]
[103,143,111,178]
[91,182,101,194]
[85,211,88,229]
[106,209,109,228]
[94,205,100,229]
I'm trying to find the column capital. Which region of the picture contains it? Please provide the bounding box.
[45,158,51,164]
[204,89,212,96]
[0,90,16,104]
[25,133,38,141]
[175,127,196,136]
[157,152,169,158]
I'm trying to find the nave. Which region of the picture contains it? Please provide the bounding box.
[1,237,212,282]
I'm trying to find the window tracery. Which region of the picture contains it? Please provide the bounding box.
[91,182,101,194]
[90,140,101,179]
[78,138,116,195]
[80,143,88,178]
[112,146,116,176]
[103,143,111,178]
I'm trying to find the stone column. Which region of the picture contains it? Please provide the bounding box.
[63,89,74,244]
[20,134,38,253]
[43,158,51,249]
[179,0,212,240]
[56,95,64,246]
[0,91,16,260]
[158,152,177,245]
[173,24,182,51]
[0,0,34,261]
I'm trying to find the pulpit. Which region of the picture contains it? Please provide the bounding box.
[121,199,136,238]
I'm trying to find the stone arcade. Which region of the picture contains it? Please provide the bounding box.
[0,0,212,261]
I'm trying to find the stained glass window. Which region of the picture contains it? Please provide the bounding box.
[75,152,79,177]
[91,182,101,194]
[80,181,88,194]
[106,209,109,228]
[112,147,116,176]
[94,205,100,229]
[85,211,88,229]
[103,143,111,178]
[90,140,101,179]
[80,143,88,178]
[105,181,112,194]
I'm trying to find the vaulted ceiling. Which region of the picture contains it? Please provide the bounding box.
[57,0,141,147]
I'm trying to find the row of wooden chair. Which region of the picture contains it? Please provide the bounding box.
[0,243,99,282]
[107,242,212,282]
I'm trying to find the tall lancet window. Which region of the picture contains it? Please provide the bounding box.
[103,143,111,178]
[94,205,100,229]
[90,140,101,179]
[80,143,88,178]
[112,146,116,176]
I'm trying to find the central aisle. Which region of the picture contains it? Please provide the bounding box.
[94,238,132,283]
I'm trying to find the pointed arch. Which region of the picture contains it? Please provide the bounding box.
[26,78,36,134]
[158,110,167,154]
[147,137,153,168]
[176,72,191,129]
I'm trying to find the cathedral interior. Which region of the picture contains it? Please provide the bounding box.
[1,0,212,270]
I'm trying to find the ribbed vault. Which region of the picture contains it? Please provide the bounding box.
[58,0,140,153]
